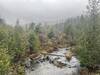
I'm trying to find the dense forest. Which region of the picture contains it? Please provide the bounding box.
[0,0,100,75]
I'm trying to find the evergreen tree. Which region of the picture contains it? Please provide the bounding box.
[77,0,100,67]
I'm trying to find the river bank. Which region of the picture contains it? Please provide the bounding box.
[25,48,100,75]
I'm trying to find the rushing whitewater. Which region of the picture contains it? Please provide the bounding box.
[26,48,80,75]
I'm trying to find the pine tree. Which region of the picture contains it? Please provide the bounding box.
[77,0,100,67]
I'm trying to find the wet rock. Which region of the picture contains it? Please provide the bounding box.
[26,48,80,75]
[53,47,58,51]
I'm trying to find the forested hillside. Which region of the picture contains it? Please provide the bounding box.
[0,0,100,75]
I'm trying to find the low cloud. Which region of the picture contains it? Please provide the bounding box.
[0,0,88,24]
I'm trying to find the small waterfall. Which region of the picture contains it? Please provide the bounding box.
[25,48,80,75]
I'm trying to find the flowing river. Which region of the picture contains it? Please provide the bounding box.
[25,48,78,75]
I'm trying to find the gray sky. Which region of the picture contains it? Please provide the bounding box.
[0,0,88,25]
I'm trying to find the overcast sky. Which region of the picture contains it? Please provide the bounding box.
[0,0,88,25]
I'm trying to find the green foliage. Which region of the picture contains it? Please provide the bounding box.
[48,31,55,39]
[77,26,100,66]
[63,0,100,66]
[28,31,40,52]
[0,48,10,75]
[29,22,35,30]
[0,24,28,74]
[0,0,99,73]
[35,23,41,33]
[64,22,77,46]
[64,24,74,39]
[77,0,100,66]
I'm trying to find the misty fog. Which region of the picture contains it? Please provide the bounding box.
[0,0,88,24]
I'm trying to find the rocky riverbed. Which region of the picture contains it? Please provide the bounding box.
[25,48,78,75]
